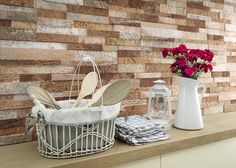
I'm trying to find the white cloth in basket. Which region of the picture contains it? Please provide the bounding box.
[32,99,121,124]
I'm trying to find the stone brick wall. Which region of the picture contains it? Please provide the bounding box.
[0,0,236,145]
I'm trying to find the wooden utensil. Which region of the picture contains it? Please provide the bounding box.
[89,79,131,107]
[27,86,60,109]
[72,71,98,107]
[84,83,111,107]
[27,86,61,109]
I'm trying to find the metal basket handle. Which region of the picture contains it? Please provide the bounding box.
[24,110,45,139]
[69,56,104,106]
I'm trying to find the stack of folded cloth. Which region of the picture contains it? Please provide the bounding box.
[115,115,170,145]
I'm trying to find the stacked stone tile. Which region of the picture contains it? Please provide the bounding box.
[0,0,236,145]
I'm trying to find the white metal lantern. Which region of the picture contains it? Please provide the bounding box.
[147,80,172,120]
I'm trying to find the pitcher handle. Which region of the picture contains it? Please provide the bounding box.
[198,84,206,103]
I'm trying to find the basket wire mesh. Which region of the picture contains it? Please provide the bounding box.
[36,111,116,159]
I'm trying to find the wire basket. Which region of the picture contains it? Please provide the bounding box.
[35,111,116,159]
[31,57,119,159]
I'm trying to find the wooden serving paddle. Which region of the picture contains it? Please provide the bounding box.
[86,79,132,107]
[72,71,98,107]
[27,86,61,109]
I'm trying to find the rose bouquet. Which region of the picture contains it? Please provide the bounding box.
[162,44,214,80]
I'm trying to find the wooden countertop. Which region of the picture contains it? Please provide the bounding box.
[1,112,236,168]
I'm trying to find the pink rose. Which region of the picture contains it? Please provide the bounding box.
[184,66,194,77]
[189,49,196,54]
[204,49,214,62]
[177,44,187,53]
[193,64,200,72]
[202,64,209,73]
[170,63,177,73]
[207,64,213,71]
[162,48,169,57]
[205,55,213,62]
[186,53,197,62]
[170,48,179,55]
[196,49,205,59]
[177,58,187,67]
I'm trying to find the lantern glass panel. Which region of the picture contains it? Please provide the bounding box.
[150,93,168,119]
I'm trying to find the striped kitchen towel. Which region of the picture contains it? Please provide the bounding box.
[115,115,170,145]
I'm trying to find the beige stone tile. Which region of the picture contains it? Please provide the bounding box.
[11,21,36,30]
[141,27,183,39]
[182,32,207,41]
[0,66,74,74]
[204,105,224,115]
[108,9,129,18]
[0,27,36,41]
[118,64,145,73]
[37,25,87,36]
[67,12,109,24]
[230,72,236,77]
[0,81,39,95]
[67,43,102,51]
[44,0,83,5]
[0,4,35,13]
[51,74,85,81]
[0,40,67,49]
[0,75,19,82]
[224,103,236,112]
[0,110,17,120]
[141,22,177,30]
[117,46,146,51]
[37,17,73,28]
[203,1,224,10]
[160,4,186,16]
[182,42,208,49]
[78,36,105,44]
[109,4,144,14]
[187,13,211,21]
[219,92,236,101]
[106,38,140,47]
[0,48,75,60]
[214,77,230,82]
[114,25,140,39]
[224,36,236,43]
[0,7,37,22]
[213,55,227,63]
[84,0,108,9]
[35,0,67,11]
[206,21,224,30]
[103,45,117,51]
[135,72,162,79]
[159,16,186,26]
[0,133,32,145]
[76,51,117,64]
[141,39,177,48]
[74,21,113,31]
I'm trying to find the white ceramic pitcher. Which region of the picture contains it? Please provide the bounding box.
[174,76,206,130]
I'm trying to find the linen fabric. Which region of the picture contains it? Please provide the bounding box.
[115,115,170,145]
